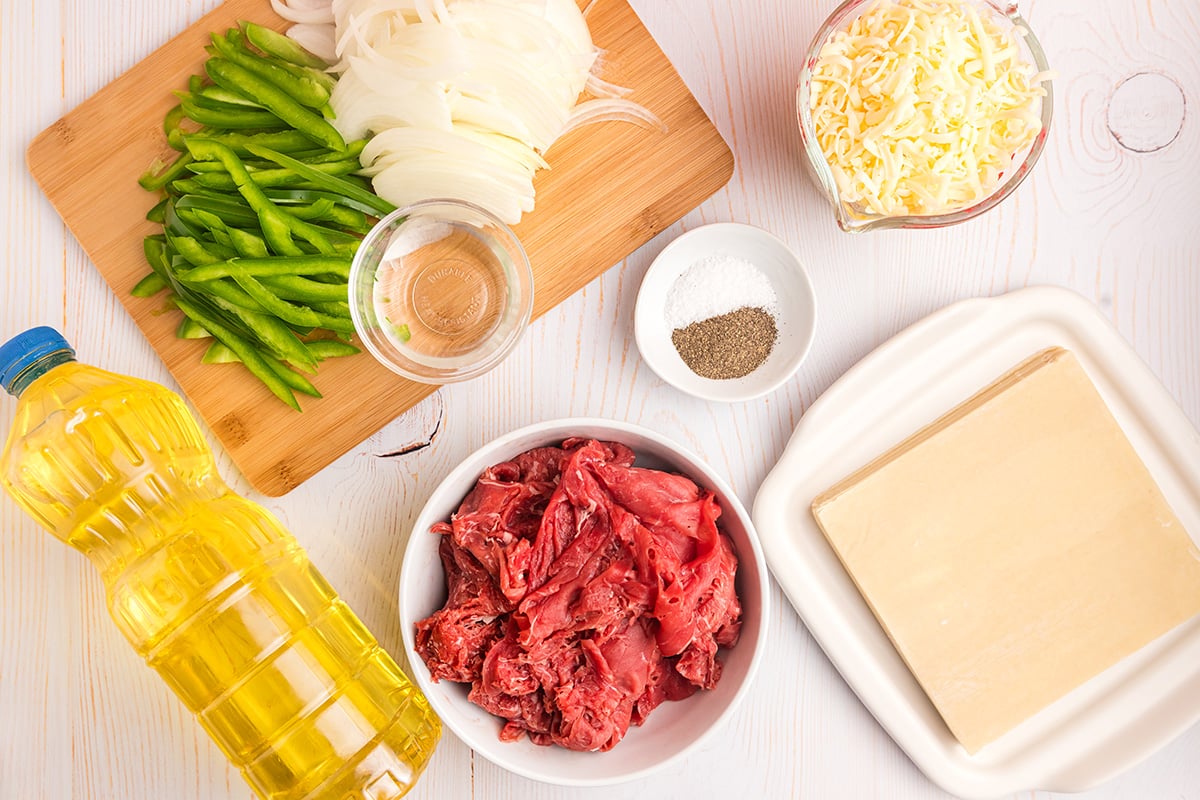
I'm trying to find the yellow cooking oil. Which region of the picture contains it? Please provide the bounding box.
[0,329,440,800]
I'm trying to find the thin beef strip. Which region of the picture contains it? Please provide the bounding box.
[413,438,742,751]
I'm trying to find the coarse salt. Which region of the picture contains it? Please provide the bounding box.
[665,254,778,329]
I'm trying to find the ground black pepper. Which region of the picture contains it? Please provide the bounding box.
[671,305,778,380]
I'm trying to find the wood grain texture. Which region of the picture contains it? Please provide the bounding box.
[24,0,734,496]
[3,0,1200,799]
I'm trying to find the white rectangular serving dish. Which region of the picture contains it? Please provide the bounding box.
[753,286,1200,799]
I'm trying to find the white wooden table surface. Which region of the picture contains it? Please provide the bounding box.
[2,0,1199,798]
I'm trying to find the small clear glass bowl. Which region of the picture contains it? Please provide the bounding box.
[349,199,534,383]
[796,0,1054,233]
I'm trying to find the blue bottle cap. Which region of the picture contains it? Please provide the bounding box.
[0,327,75,396]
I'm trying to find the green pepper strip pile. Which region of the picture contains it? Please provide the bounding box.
[134,22,398,410]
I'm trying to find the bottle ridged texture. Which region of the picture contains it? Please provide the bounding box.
[0,362,440,799]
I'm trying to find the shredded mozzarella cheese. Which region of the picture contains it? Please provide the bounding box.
[809,0,1049,217]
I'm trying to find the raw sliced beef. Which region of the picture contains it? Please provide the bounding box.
[413,438,742,752]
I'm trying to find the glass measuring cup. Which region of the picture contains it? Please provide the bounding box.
[796,0,1054,233]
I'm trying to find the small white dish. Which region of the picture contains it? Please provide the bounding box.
[398,417,771,787]
[634,222,817,402]
[753,286,1200,798]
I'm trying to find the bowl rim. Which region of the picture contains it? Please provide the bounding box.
[397,417,772,786]
[347,197,535,383]
[634,221,818,402]
[796,0,1055,232]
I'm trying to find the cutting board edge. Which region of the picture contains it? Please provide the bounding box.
[243,146,736,497]
[24,0,740,498]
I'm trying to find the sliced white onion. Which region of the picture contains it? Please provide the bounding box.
[561,98,666,138]
[360,124,547,176]
[372,160,532,224]
[271,0,335,25]
[285,23,338,63]
[449,94,536,150]
[276,0,663,225]
[275,0,336,11]
[330,66,453,140]
[585,72,632,99]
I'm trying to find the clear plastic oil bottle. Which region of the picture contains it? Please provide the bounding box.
[0,327,440,799]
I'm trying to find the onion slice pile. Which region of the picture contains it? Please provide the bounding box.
[271,0,661,224]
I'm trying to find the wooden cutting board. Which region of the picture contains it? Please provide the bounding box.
[26,0,733,496]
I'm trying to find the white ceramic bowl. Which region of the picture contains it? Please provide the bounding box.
[398,418,770,786]
[634,222,817,402]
